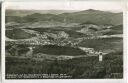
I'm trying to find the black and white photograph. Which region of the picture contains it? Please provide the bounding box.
[5,1,124,79]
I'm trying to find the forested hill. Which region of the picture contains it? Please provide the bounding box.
[6,9,123,25]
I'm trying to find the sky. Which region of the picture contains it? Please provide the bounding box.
[5,1,124,12]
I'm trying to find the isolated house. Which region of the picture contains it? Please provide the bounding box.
[98,52,103,62]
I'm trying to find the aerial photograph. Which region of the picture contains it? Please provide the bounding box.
[5,1,123,79]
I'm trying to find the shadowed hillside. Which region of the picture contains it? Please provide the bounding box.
[6,9,123,25]
[6,28,36,39]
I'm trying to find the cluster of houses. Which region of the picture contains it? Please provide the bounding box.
[6,28,107,61]
[7,31,82,47]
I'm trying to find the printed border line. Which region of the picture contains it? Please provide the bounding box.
[1,0,127,83]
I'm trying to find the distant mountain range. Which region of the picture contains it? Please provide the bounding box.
[6,9,123,25]
[6,10,77,16]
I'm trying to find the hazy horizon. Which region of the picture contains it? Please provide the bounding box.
[5,1,124,13]
[6,9,123,14]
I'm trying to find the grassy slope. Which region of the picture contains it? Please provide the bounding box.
[78,38,123,53]
[6,28,36,39]
[6,51,123,79]
[33,45,86,56]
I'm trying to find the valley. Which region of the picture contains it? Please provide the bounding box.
[5,9,123,79]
